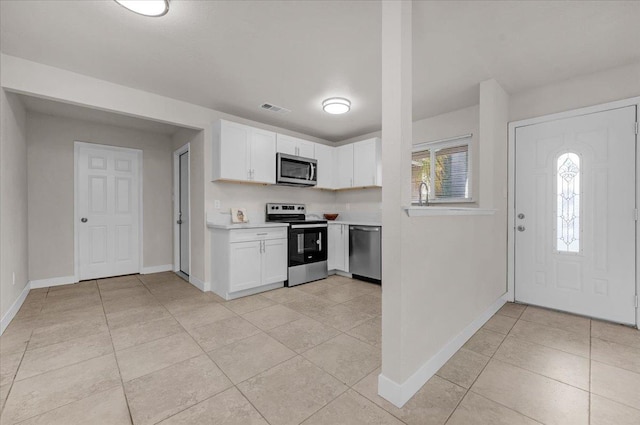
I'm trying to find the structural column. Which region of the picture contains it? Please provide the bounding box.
[379,0,412,407]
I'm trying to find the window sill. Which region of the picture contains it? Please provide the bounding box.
[403,206,497,217]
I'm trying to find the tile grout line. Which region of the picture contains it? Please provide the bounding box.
[115,274,242,422]
[98,276,137,425]
[141,275,274,425]
[304,279,406,424]
[443,305,544,425]
[219,285,382,422]
[4,274,380,425]
[212,278,382,425]
[3,282,120,424]
[0,331,32,416]
[487,319,594,394]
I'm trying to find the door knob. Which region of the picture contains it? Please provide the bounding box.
[517,213,525,219]
[81,218,88,223]
[517,225,525,232]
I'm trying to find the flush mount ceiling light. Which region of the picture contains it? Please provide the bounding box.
[114,0,170,17]
[322,97,351,114]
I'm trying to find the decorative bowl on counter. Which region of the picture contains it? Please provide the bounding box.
[323,213,339,220]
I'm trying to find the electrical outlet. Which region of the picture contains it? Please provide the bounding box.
[214,200,221,209]
[12,272,15,286]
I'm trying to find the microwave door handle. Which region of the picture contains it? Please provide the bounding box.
[318,232,322,251]
[310,163,315,182]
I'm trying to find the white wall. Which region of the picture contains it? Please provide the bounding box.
[510,61,640,121]
[1,55,340,289]
[379,50,509,406]
[26,111,174,281]
[0,90,28,324]
[396,81,508,381]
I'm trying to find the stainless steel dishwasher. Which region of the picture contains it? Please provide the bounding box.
[349,225,381,282]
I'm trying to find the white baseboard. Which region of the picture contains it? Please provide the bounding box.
[141,264,173,274]
[503,290,515,302]
[1,282,31,335]
[29,275,77,289]
[189,276,210,292]
[378,294,507,408]
[223,281,283,300]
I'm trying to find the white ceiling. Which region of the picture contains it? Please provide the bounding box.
[1,1,639,142]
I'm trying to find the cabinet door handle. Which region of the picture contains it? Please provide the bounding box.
[256,233,268,236]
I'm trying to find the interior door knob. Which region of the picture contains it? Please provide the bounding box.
[517,225,525,232]
[517,213,525,219]
[81,217,88,223]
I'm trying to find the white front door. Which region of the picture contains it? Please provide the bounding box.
[515,106,637,325]
[77,143,141,280]
[179,150,190,275]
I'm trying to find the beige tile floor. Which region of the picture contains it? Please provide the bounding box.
[1,272,639,424]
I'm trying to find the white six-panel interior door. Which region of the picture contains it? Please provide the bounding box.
[514,106,637,325]
[76,142,141,280]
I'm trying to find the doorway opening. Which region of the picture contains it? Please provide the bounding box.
[173,144,190,279]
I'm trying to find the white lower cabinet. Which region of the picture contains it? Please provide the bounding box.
[262,238,288,284]
[229,241,263,292]
[211,226,288,299]
[328,223,349,273]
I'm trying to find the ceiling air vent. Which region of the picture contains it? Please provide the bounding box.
[260,103,291,114]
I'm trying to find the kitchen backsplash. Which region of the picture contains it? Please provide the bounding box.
[205,182,381,225]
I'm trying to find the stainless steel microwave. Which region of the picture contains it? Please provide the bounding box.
[276,153,317,187]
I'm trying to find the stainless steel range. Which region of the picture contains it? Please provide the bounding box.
[266,203,328,287]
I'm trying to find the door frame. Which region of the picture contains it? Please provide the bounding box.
[507,96,640,327]
[74,141,144,282]
[173,143,191,278]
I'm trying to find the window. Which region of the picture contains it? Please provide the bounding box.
[412,136,472,204]
[556,152,580,253]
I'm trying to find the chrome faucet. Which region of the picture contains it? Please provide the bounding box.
[418,181,429,206]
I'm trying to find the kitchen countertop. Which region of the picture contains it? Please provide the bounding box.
[327,220,382,227]
[207,222,289,230]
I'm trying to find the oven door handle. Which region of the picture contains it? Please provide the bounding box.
[290,223,328,229]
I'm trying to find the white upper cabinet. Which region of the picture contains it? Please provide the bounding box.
[276,134,315,159]
[313,143,335,189]
[250,128,277,184]
[213,120,381,189]
[353,138,382,187]
[212,120,276,184]
[335,144,354,189]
